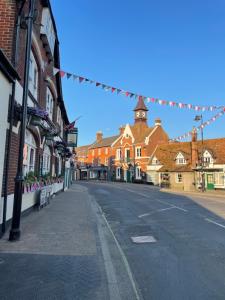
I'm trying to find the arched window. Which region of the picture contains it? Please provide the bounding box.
[28,51,39,99]
[42,145,51,175]
[23,130,37,175]
[46,87,54,120]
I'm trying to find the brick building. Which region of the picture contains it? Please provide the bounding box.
[0,0,70,235]
[75,97,169,182]
[147,129,225,191]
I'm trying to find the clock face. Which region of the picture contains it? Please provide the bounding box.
[136,112,140,117]
[136,111,145,118]
[142,111,146,117]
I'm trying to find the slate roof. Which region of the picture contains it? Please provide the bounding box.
[89,135,119,149]
[150,138,225,172]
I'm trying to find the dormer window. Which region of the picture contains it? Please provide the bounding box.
[176,152,186,165]
[203,150,213,164]
[152,156,159,165]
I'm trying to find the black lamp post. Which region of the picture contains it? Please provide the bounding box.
[9,0,36,241]
[194,114,205,192]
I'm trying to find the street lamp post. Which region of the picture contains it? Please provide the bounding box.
[194,115,205,192]
[9,0,36,241]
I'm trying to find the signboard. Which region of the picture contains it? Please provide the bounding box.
[39,185,52,208]
[67,127,78,147]
[40,187,47,206]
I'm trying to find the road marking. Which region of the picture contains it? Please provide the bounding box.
[138,207,176,218]
[158,207,176,212]
[138,213,151,218]
[157,199,188,212]
[172,206,188,212]
[205,218,225,229]
[131,236,156,243]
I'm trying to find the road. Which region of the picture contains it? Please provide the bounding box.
[81,181,225,300]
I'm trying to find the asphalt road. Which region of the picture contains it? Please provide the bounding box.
[81,181,225,300]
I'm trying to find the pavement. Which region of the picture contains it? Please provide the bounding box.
[0,184,137,300]
[161,187,225,199]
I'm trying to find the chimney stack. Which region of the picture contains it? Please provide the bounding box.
[119,126,124,135]
[96,131,103,142]
[155,118,161,126]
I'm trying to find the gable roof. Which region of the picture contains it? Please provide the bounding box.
[90,135,119,149]
[130,123,153,143]
[149,137,225,172]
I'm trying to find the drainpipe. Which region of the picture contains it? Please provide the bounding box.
[1,0,26,235]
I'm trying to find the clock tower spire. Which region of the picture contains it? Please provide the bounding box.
[133,96,148,125]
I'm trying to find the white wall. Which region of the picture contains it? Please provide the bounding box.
[0,72,12,224]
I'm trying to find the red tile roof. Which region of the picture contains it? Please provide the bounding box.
[150,138,225,172]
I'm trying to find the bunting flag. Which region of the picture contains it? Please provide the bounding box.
[170,108,225,142]
[52,67,224,112]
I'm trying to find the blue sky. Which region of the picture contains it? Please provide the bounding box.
[51,0,225,146]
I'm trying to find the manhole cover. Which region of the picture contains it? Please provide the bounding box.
[131,235,156,243]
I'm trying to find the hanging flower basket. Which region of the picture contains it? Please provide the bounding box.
[27,107,48,127]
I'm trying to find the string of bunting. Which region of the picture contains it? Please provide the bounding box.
[170,107,225,142]
[53,67,224,112]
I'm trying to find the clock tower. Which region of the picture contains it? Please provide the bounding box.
[134,96,148,124]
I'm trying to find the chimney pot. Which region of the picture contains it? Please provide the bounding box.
[155,118,161,126]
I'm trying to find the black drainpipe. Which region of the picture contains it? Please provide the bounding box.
[1,1,25,235]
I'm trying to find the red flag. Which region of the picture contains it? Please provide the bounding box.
[126,92,130,97]
[151,98,155,103]
[59,71,65,78]
[79,77,84,83]
[111,87,116,93]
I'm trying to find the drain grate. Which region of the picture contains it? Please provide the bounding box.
[131,235,156,243]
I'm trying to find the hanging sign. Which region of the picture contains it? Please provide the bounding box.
[67,127,78,147]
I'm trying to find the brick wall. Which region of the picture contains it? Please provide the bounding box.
[7,131,19,194]
[0,0,16,61]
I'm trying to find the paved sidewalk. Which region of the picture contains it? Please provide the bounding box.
[161,188,225,199]
[0,185,109,300]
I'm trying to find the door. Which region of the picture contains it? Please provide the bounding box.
[127,170,131,182]
[207,173,214,190]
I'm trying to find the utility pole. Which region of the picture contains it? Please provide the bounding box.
[194,115,205,192]
[9,0,36,241]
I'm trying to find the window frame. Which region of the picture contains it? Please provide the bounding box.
[135,147,142,158]
[175,173,183,183]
